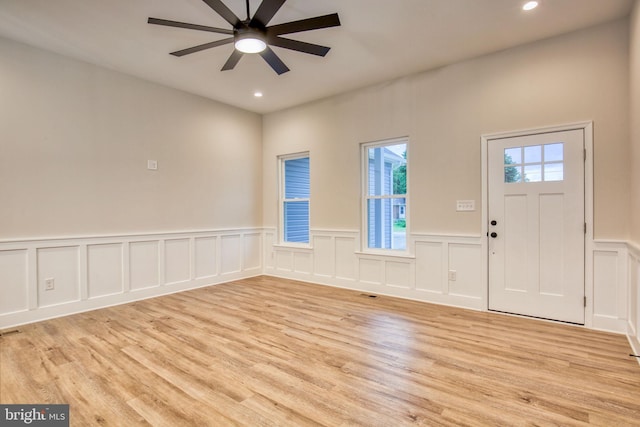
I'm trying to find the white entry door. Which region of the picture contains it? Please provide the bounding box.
[488,129,585,324]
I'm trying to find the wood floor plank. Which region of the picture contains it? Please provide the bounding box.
[2,276,640,426]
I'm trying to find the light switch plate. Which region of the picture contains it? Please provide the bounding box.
[147,160,158,170]
[456,200,475,211]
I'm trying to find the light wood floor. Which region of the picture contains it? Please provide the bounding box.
[1,276,639,426]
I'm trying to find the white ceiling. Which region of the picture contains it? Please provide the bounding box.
[0,0,634,114]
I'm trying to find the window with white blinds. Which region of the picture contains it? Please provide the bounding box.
[280,154,310,244]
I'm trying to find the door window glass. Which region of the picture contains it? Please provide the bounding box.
[504,143,564,183]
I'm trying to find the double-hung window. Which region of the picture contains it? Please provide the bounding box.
[362,139,408,251]
[279,153,310,244]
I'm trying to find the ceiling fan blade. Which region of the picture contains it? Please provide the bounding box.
[259,47,290,75]
[202,0,242,27]
[170,37,234,57]
[250,0,286,27]
[148,18,233,35]
[267,13,340,36]
[221,50,244,71]
[268,36,330,57]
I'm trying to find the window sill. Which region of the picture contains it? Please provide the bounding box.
[355,250,415,260]
[272,243,313,251]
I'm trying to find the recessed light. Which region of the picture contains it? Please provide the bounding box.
[254,91,263,98]
[523,1,538,11]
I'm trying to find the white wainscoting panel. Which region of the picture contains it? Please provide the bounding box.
[194,236,217,279]
[356,254,414,294]
[293,252,312,275]
[37,246,80,308]
[415,242,443,293]
[220,235,242,275]
[359,258,383,285]
[592,241,628,333]
[412,235,483,309]
[385,261,412,289]
[0,249,28,315]
[264,232,276,270]
[449,243,482,299]
[243,233,262,272]
[0,228,263,329]
[130,241,160,291]
[313,236,333,278]
[276,250,293,272]
[88,243,123,299]
[594,252,619,315]
[165,239,190,285]
[335,236,357,282]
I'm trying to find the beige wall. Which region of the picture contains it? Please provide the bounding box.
[1,17,632,242]
[631,0,640,245]
[0,37,262,239]
[263,19,630,239]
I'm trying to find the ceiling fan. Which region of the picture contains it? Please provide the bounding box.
[148,0,341,75]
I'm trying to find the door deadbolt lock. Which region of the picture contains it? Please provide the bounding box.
[491,220,497,226]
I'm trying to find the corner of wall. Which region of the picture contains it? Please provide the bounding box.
[627,0,640,350]
[630,0,640,243]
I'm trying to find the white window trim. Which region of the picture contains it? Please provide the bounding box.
[278,152,311,248]
[360,137,410,255]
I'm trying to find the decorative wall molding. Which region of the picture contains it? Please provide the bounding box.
[264,228,484,311]
[0,228,263,329]
[1,227,635,340]
[265,229,633,336]
[591,240,629,333]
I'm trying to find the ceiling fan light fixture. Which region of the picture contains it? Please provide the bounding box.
[235,30,267,54]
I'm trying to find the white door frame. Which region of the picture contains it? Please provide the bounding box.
[480,121,594,327]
